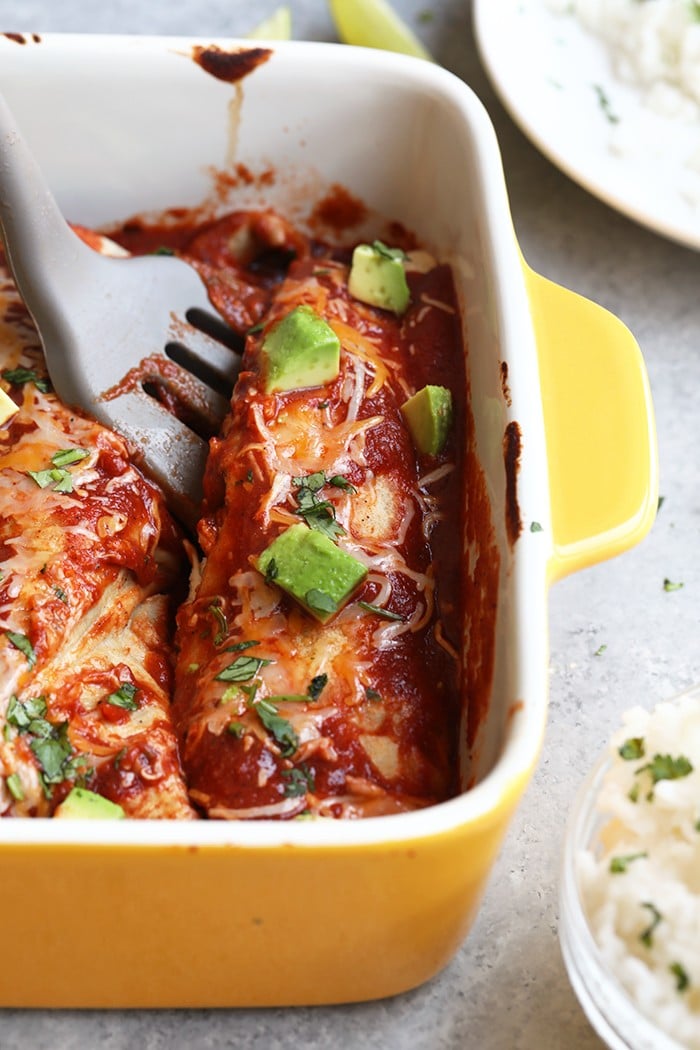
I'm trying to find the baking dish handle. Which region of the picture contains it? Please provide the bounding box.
[524,265,658,583]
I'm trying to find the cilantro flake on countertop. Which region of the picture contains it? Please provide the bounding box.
[663,577,684,592]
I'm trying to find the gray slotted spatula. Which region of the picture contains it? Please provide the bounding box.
[0,92,242,530]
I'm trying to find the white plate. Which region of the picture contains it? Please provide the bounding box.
[473,0,700,251]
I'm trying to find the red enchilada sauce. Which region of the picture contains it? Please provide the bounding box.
[113,208,486,820]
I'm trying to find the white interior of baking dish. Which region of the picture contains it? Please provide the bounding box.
[0,35,551,845]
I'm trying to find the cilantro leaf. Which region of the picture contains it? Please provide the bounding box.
[619,737,645,761]
[639,901,663,948]
[51,448,89,468]
[224,640,259,653]
[372,240,406,262]
[638,753,693,786]
[357,601,405,622]
[253,699,298,756]
[307,674,328,701]
[208,601,228,645]
[5,630,36,667]
[2,367,50,393]
[6,694,47,731]
[305,589,337,616]
[281,764,314,797]
[215,655,271,683]
[5,772,24,801]
[27,467,74,493]
[610,852,647,874]
[670,962,690,993]
[106,683,139,711]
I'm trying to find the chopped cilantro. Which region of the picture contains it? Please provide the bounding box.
[215,655,272,683]
[593,83,619,124]
[619,737,645,761]
[357,601,405,622]
[530,521,543,533]
[594,644,607,656]
[106,682,139,711]
[266,694,311,703]
[227,721,246,739]
[2,367,49,393]
[628,782,640,804]
[663,578,684,592]
[5,772,24,801]
[264,558,279,584]
[246,469,254,483]
[208,601,228,645]
[281,764,314,798]
[307,674,327,701]
[5,630,36,667]
[372,240,406,262]
[253,699,298,756]
[639,901,663,948]
[27,466,74,493]
[610,851,647,874]
[6,694,47,731]
[53,585,68,603]
[151,246,175,256]
[670,962,690,992]
[327,474,356,493]
[51,448,89,468]
[638,753,693,786]
[365,687,382,702]
[292,472,346,540]
[305,589,337,616]
[225,640,260,653]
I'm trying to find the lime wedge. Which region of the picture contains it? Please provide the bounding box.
[328,0,432,60]
[248,6,292,40]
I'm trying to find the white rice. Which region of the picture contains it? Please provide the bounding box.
[578,692,700,1047]
[549,0,700,120]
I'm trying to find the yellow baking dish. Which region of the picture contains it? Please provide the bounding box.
[0,33,657,1007]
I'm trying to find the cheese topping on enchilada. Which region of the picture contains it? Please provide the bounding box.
[0,205,473,821]
[0,260,194,818]
[168,219,467,820]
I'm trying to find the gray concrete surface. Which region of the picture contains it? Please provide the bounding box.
[1,1,698,1047]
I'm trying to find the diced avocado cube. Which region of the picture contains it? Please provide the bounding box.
[54,787,126,820]
[261,305,340,394]
[401,385,453,455]
[347,241,410,315]
[257,523,368,623]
